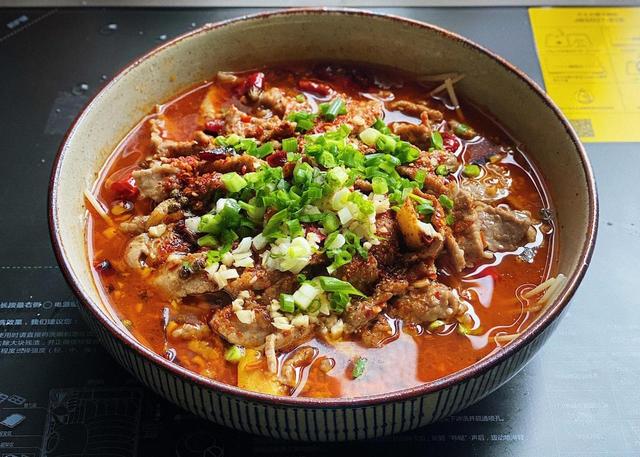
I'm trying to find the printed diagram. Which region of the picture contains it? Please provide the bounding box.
[575,88,595,104]
[545,30,592,48]
[41,388,142,457]
[1,413,26,428]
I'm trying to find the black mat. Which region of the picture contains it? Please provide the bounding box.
[0,6,636,456]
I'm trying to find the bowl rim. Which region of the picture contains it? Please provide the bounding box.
[49,7,598,408]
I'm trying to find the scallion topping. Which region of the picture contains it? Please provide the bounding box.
[317,276,365,296]
[279,293,295,313]
[222,172,248,193]
[352,357,367,379]
[463,163,481,177]
[319,97,347,121]
[224,345,245,362]
[430,131,444,150]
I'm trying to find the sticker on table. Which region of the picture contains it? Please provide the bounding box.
[529,7,640,143]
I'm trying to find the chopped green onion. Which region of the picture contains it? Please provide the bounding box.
[296,274,307,283]
[319,97,347,121]
[359,127,382,147]
[428,320,445,331]
[287,111,317,132]
[372,176,388,194]
[435,164,449,176]
[293,283,322,310]
[416,202,435,217]
[430,131,444,150]
[322,212,340,233]
[224,345,245,362]
[372,118,391,135]
[295,94,306,103]
[453,122,473,137]
[438,194,454,210]
[198,234,218,248]
[317,276,365,296]
[352,357,367,379]
[282,137,298,153]
[463,164,481,177]
[414,169,426,188]
[286,219,304,238]
[457,324,471,335]
[221,172,248,193]
[445,213,455,225]
[279,293,295,313]
[329,292,350,313]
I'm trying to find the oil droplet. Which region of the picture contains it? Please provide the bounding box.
[99,23,118,35]
[71,83,89,95]
[157,34,167,42]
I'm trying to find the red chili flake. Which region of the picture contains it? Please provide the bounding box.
[442,131,462,154]
[204,119,225,136]
[199,147,232,161]
[298,79,334,97]
[244,72,264,91]
[111,175,139,201]
[240,113,252,123]
[266,150,287,167]
[237,72,265,96]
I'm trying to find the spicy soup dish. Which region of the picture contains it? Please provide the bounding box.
[50,10,597,440]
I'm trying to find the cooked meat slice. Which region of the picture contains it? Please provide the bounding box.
[225,266,289,296]
[343,99,384,134]
[389,122,430,148]
[123,223,192,270]
[260,274,299,306]
[450,189,489,270]
[389,281,463,325]
[274,325,315,351]
[153,254,216,298]
[336,255,379,295]
[145,198,182,228]
[150,118,203,157]
[476,202,536,252]
[132,162,179,202]
[207,154,263,175]
[444,230,467,272]
[124,233,151,269]
[222,105,297,142]
[343,275,409,333]
[369,211,400,267]
[120,215,148,234]
[258,87,308,117]
[209,304,274,348]
[387,100,444,121]
[360,315,396,348]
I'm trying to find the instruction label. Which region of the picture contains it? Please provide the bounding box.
[529,7,640,143]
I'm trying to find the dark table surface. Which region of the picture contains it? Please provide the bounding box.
[0,6,637,457]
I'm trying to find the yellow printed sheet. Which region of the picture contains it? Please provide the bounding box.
[529,7,640,143]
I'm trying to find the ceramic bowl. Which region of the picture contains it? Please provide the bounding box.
[49,8,597,441]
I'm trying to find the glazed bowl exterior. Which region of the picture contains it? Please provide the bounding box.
[49,9,597,441]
